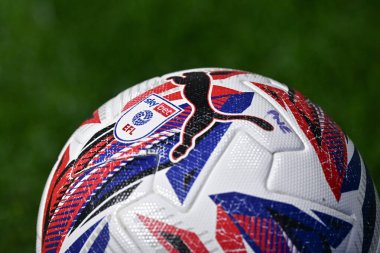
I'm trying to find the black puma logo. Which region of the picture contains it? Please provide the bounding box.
[167,71,273,162]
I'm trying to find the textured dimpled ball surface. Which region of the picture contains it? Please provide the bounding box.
[37,68,380,253]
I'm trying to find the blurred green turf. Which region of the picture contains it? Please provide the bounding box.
[0,0,379,252]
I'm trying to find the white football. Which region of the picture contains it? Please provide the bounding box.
[37,68,380,253]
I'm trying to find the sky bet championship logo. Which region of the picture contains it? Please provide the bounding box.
[114,94,182,143]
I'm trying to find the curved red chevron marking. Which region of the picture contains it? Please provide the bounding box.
[252,82,348,201]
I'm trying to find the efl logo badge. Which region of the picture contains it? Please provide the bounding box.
[114,94,182,143]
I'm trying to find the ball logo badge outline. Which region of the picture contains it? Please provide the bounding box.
[113,93,182,143]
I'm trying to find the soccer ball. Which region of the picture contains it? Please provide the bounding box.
[37,68,380,253]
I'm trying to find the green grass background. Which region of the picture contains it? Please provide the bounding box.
[1,0,379,252]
